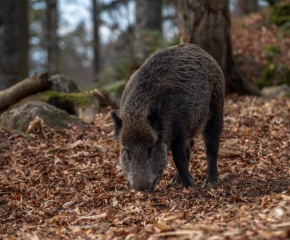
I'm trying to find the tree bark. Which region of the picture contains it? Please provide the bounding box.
[0,73,51,110]
[92,0,100,75]
[45,0,58,74]
[135,0,163,60]
[178,0,260,95]
[0,0,29,91]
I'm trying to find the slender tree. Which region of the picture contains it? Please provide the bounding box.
[0,0,29,90]
[135,0,162,60]
[92,0,100,75]
[45,0,58,74]
[178,0,260,95]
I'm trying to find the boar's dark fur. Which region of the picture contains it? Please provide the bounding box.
[112,43,225,191]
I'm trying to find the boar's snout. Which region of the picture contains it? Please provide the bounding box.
[129,176,156,192]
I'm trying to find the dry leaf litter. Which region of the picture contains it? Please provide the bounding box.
[0,95,290,240]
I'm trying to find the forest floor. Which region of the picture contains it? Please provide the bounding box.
[0,95,290,240]
[231,10,290,85]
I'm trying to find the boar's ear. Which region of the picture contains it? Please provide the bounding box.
[111,111,122,137]
[148,106,163,134]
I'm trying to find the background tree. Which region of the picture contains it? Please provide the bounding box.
[29,0,46,74]
[0,0,29,91]
[45,0,58,74]
[92,0,100,75]
[60,21,93,87]
[135,0,163,60]
[178,0,260,95]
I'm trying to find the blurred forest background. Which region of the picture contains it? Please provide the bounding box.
[0,0,290,97]
[2,2,290,239]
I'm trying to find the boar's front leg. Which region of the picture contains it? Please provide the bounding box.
[171,139,194,185]
[171,139,195,189]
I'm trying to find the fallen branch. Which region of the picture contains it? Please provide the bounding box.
[0,73,51,110]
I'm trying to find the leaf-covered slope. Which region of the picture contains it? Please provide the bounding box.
[0,96,290,239]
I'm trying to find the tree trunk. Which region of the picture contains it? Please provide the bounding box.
[178,0,260,95]
[0,0,29,91]
[45,0,58,74]
[92,0,100,75]
[135,0,162,60]
[0,73,51,110]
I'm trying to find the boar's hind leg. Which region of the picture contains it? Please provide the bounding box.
[171,139,195,189]
[172,139,194,185]
[203,113,223,188]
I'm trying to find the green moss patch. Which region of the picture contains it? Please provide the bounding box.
[40,91,93,108]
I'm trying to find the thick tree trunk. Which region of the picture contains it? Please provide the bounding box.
[45,0,58,74]
[92,0,100,75]
[0,73,51,110]
[0,0,29,91]
[135,0,162,60]
[178,0,260,95]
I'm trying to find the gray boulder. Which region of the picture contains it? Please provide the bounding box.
[0,101,84,132]
[261,84,290,97]
[50,74,80,93]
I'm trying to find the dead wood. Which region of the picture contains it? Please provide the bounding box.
[0,73,51,110]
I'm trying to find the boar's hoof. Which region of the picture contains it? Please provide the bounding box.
[183,176,195,189]
[203,177,218,189]
[171,173,182,185]
[170,173,195,190]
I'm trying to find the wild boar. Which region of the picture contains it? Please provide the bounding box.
[111,43,225,191]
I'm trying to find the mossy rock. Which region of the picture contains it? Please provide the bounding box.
[7,89,119,121]
[0,101,85,132]
[262,84,290,97]
[9,91,94,115]
[40,90,94,113]
[50,74,80,93]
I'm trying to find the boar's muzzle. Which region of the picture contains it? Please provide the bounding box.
[128,175,156,192]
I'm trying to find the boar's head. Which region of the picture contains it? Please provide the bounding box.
[111,107,167,191]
